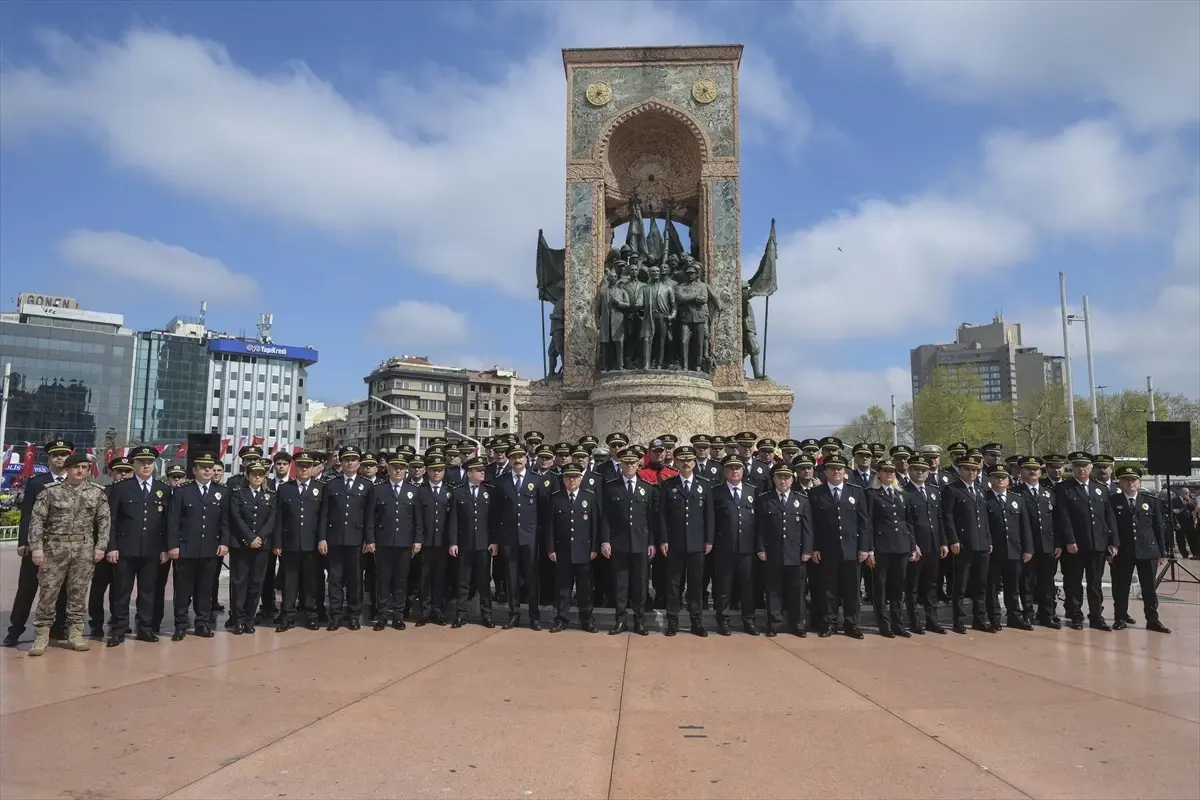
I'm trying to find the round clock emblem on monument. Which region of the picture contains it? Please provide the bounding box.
[692,77,718,104]
[586,82,613,107]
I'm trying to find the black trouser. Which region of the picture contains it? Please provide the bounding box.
[299,553,327,616]
[492,546,509,600]
[764,562,807,628]
[211,558,224,619]
[6,555,66,636]
[591,553,612,608]
[88,559,114,632]
[951,550,989,625]
[806,560,823,628]
[611,550,648,622]
[152,560,172,632]
[363,551,377,618]
[503,543,539,621]
[110,555,158,633]
[419,546,448,620]
[375,546,414,621]
[939,552,954,597]
[230,547,270,625]
[702,550,715,605]
[327,545,363,621]
[455,549,493,621]
[280,551,320,623]
[651,552,670,609]
[555,559,593,624]
[259,552,279,613]
[1021,553,1058,620]
[1061,550,1106,622]
[985,555,1022,623]
[539,550,556,610]
[821,558,860,629]
[1174,524,1192,558]
[873,552,908,631]
[665,550,704,624]
[715,552,755,625]
[1110,554,1160,623]
[906,550,939,622]
[861,561,875,603]
[173,557,219,630]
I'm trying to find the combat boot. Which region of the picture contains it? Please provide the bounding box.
[27,626,50,657]
[67,624,91,652]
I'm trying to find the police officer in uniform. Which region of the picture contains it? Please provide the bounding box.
[318,446,371,630]
[848,443,876,489]
[416,454,454,626]
[543,463,600,633]
[492,444,545,630]
[273,451,324,632]
[4,438,72,647]
[369,454,422,630]
[1012,457,1060,628]
[166,452,229,640]
[658,446,714,636]
[105,445,169,646]
[983,465,1033,631]
[1109,466,1171,633]
[712,453,759,636]
[600,451,656,635]
[755,462,813,638]
[90,455,133,637]
[1055,452,1118,630]
[868,463,917,638]
[447,457,496,628]
[226,459,277,635]
[903,456,947,634]
[940,453,992,633]
[226,444,263,491]
[692,435,721,484]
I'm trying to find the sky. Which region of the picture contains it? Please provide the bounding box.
[1,0,1197,433]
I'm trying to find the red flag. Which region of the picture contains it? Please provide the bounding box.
[20,444,36,481]
[220,439,231,459]
[104,447,114,468]
[175,443,188,462]
[252,435,264,447]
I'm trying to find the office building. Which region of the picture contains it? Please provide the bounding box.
[910,315,1065,404]
[0,297,135,450]
[129,323,211,446]
[305,400,368,453]
[363,357,530,452]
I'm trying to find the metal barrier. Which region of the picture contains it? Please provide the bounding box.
[0,526,17,543]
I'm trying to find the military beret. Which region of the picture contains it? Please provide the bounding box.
[64,452,90,468]
[44,439,75,455]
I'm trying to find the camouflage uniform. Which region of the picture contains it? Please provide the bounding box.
[28,479,109,653]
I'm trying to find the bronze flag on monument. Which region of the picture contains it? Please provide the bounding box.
[537,229,566,377]
[747,218,778,375]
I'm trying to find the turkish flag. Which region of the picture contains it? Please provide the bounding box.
[252,435,264,447]
[19,444,36,481]
[175,443,188,462]
[104,447,114,468]
[220,439,231,459]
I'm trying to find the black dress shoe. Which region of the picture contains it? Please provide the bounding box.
[304,620,320,631]
[927,621,947,635]
[136,630,159,643]
[911,625,926,635]
[2,632,20,647]
[582,621,599,634]
[224,618,237,630]
[609,621,628,635]
[232,623,244,635]
[1146,620,1171,634]
[433,616,447,627]
[392,619,407,631]
[481,618,495,629]
[690,623,708,638]
[502,617,518,630]
[895,628,912,638]
[1123,615,1137,624]
[106,634,123,647]
[1067,619,1084,630]
[972,621,995,633]
[952,623,967,634]
[1089,619,1112,632]
[665,621,679,637]
[550,621,567,633]
[451,618,466,629]
[347,619,361,631]
[1014,619,1034,631]
[1112,620,1127,630]
[326,619,342,631]
[373,620,388,631]
[818,628,835,638]
[1038,617,1063,629]
[716,621,732,636]
[172,629,187,641]
[530,620,543,632]
[792,627,807,638]
[195,625,215,638]
[765,625,778,638]
[845,627,864,640]
[633,621,649,636]
[415,618,429,628]
[743,622,760,636]
[880,628,896,639]
[243,623,255,634]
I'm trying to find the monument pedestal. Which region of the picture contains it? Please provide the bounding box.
[515,373,793,443]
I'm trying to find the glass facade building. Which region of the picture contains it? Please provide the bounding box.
[130,331,210,446]
[0,306,135,450]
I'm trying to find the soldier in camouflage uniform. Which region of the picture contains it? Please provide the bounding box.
[27,452,110,656]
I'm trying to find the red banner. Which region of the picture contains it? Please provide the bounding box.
[175,442,188,462]
[219,439,231,459]
[20,444,36,482]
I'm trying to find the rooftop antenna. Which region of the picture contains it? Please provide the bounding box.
[199,301,207,327]
[257,313,274,344]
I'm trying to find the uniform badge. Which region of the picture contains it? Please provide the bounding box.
[1141,503,1149,510]
[407,491,414,499]
[1095,488,1103,496]
[696,486,703,494]
[544,480,551,488]
[313,488,320,496]
[155,489,164,498]
[213,492,222,501]
[581,500,588,508]
[747,494,753,504]
[1041,491,1049,499]
[793,499,800,508]
[639,487,645,496]
[672,488,678,494]
[528,483,535,492]
[930,493,937,501]
[848,496,856,505]
[1011,500,1019,509]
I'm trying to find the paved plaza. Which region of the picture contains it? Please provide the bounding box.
[1,548,1197,800]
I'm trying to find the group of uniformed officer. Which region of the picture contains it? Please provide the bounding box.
[5,431,1175,654]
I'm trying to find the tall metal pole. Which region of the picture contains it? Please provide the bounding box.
[890,394,898,446]
[540,300,548,379]
[443,427,483,458]
[370,395,421,453]
[1082,295,1100,453]
[1059,273,1077,450]
[762,296,771,377]
[0,362,10,453]
[1147,376,1157,422]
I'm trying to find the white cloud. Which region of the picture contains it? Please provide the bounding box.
[981,120,1184,238]
[782,362,912,432]
[808,0,1200,130]
[0,15,811,299]
[370,300,470,350]
[58,229,257,301]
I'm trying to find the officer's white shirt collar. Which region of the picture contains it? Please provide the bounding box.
[778,491,789,504]
[726,481,742,493]
[391,481,404,491]
[512,471,526,481]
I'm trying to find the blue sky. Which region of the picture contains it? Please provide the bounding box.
[2,1,1197,428]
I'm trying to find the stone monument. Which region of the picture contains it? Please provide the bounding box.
[519,45,794,443]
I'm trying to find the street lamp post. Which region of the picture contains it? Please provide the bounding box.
[443,427,483,458]
[1058,273,1078,451]
[370,395,421,452]
[1082,295,1100,453]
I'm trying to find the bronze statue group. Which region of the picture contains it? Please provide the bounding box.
[7,430,1175,657]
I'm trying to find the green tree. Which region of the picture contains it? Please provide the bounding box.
[1012,386,1072,455]
[832,405,894,445]
[911,367,1009,448]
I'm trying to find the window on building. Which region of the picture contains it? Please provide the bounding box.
[469,402,476,411]
[283,394,291,403]
[214,365,223,376]
[241,427,249,436]
[502,404,509,412]
[448,384,463,396]
[284,376,292,385]
[257,391,265,401]
[258,374,266,382]
[243,391,251,400]
[296,413,302,422]
[281,429,289,439]
[255,410,264,418]
[255,426,264,435]
[503,387,510,394]
[242,410,250,418]
[229,372,238,380]
[269,428,277,438]
[271,392,279,401]
[212,406,220,417]
[298,377,304,388]
[213,388,221,398]
[227,409,236,418]
[448,401,462,415]
[225,426,234,436]
[271,374,279,384]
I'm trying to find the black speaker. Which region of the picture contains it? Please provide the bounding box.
[1146,421,1192,476]
[187,432,222,473]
